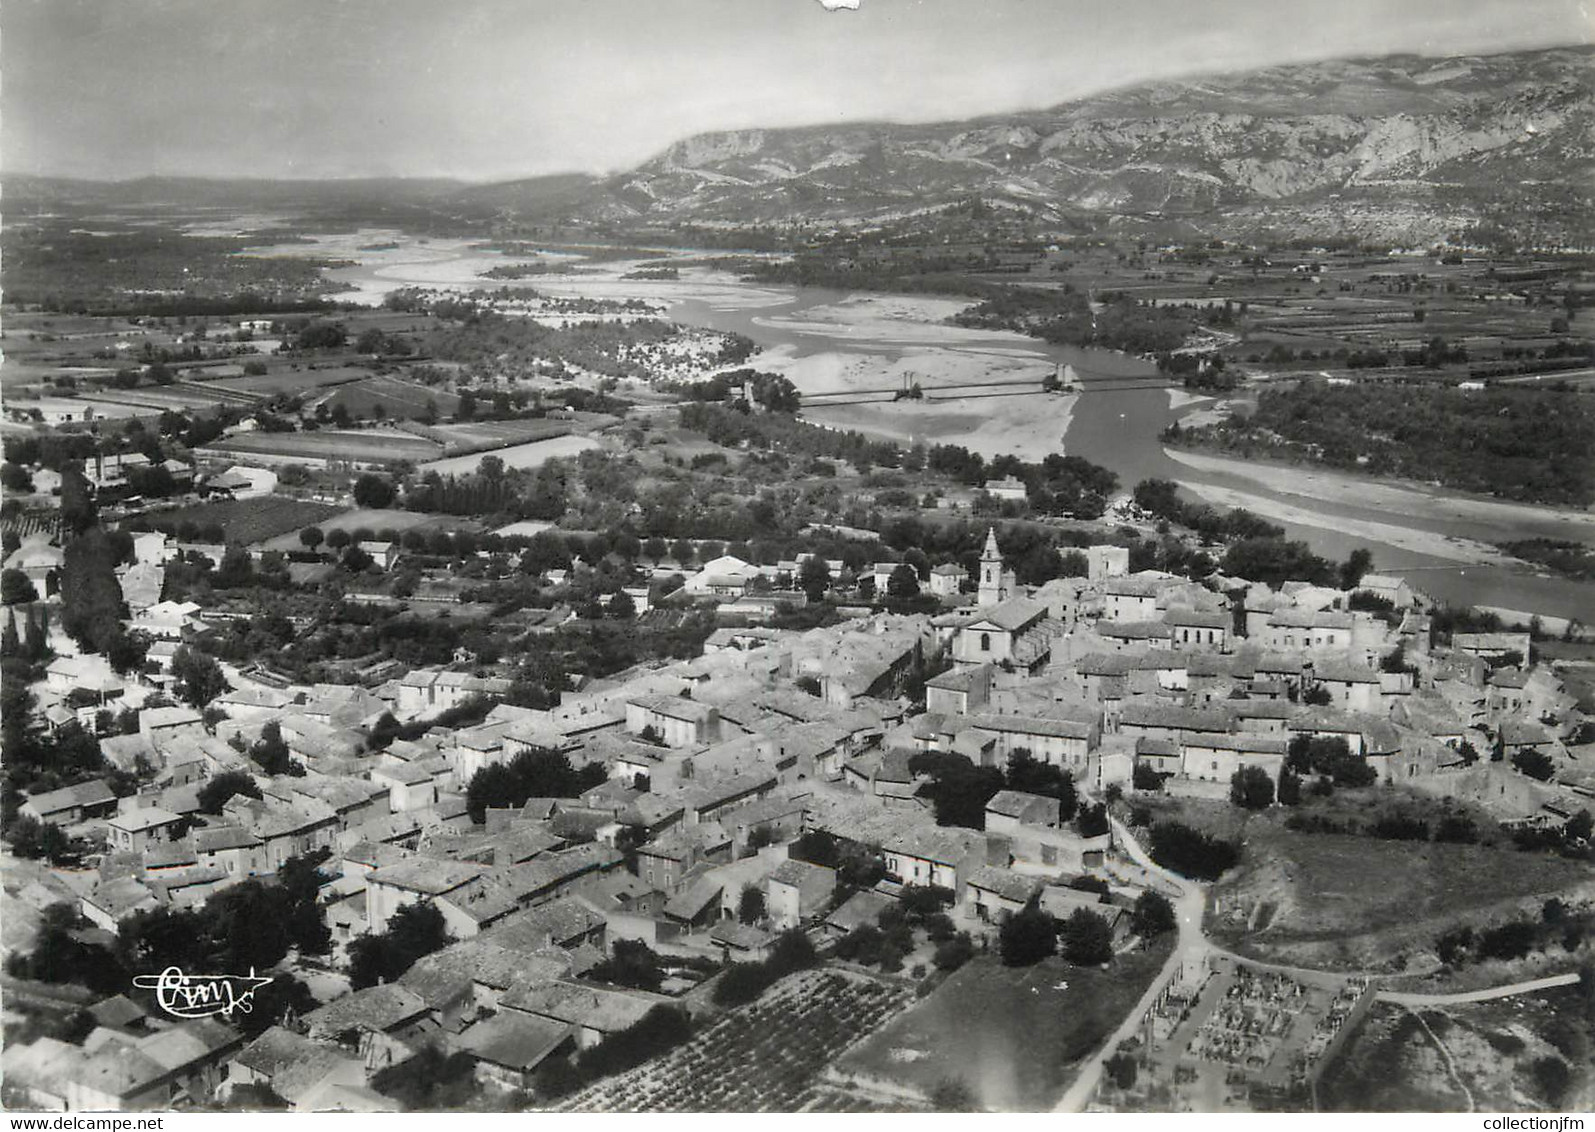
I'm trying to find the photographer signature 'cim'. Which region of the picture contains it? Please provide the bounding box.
[131,966,275,1019]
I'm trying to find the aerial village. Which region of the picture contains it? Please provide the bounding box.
[4,448,1591,1114]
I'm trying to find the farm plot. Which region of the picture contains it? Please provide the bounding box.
[204,429,443,467]
[561,968,913,1113]
[204,365,373,398]
[418,433,600,475]
[316,374,459,421]
[423,417,573,454]
[141,496,344,545]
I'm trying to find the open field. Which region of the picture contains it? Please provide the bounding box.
[423,417,573,453]
[204,428,442,466]
[1210,821,1595,972]
[418,433,601,475]
[141,496,344,545]
[203,365,375,399]
[1319,987,1594,1112]
[314,374,459,420]
[837,947,1171,1111]
[559,968,913,1113]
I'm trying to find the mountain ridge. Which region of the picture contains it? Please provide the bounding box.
[566,44,1595,244]
[8,45,1592,245]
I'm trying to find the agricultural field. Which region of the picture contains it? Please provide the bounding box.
[202,428,443,466]
[560,969,913,1113]
[417,433,601,475]
[139,496,343,545]
[1319,986,1594,1112]
[315,374,459,420]
[203,365,373,399]
[1,510,62,542]
[1209,819,1595,972]
[423,417,572,454]
[837,946,1172,1111]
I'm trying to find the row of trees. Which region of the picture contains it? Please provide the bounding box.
[907,750,1086,830]
[1174,381,1595,507]
[999,890,1175,968]
[463,746,609,823]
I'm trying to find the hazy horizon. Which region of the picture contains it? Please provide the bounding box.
[4,0,1590,183]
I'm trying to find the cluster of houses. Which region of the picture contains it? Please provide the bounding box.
[5,521,1591,1110]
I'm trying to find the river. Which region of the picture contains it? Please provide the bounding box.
[665,288,1593,623]
[254,231,1593,622]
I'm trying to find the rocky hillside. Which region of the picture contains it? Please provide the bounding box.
[565,46,1594,244]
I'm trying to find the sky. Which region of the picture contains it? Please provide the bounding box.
[4,0,1589,182]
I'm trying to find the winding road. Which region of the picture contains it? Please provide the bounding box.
[1051,819,1586,1113]
[1053,819,1209,1112]
[1377,971,1581,1007]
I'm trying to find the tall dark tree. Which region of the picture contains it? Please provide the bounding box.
[463,746,605,823]
[999,902,1058,966]
[887,562,921,599]
[349,903,451,989]
[1339,547,1374,589]
[197,770,261,815]
[1,569,38,605]
[1130,891,1176,939]
[1229,766,1275,810]
[251,721,298,776]
[1060,907,1115,965]
[60,528,127,654]
[60,465,97,535]
[353,474,396,509]
[171,646,229,709]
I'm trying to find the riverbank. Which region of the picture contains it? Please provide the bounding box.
[1164,448,1595,545]
[1179,479,1517,566]
[804,389,1077,462]
[733,293,1076,460]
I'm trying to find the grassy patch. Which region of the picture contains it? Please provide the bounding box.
[1210,818,1594,969]
[145,496,344,545]
[1321,988,1593,1112]
[424,417,572,454]
[204,429,442,465]
[1318,1004,1470,1111]
[837,942,1172,1111]
[319,374,459,421]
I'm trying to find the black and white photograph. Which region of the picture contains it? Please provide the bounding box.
[1,0,1593,1118]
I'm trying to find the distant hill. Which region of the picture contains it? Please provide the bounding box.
[2,174,467,210]
[564,45,1595,245]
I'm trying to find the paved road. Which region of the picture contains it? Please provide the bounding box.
[1053,819,1208,1113]
[1378,971,1581,1007]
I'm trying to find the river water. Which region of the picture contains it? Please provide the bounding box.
[276,233,1592,622]
[667,291,1593,623]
